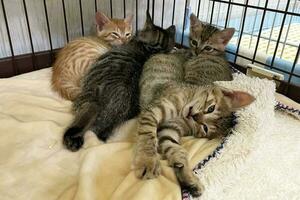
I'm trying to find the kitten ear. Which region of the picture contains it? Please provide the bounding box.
[124,14,134,24]
[190,13,202,28]
[95,12,111,31]
[144,10,154,29]
[167,25,176,35]
[217,28,235,46]
[221,89,255,110]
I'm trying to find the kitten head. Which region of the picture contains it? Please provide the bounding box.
[184,85,255,139]
[95,11,133,46]
[189,13,235,56]
[136,10,176,53]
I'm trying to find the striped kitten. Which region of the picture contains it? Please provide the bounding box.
[136,51,254,196]
[63,11,176,151]
[134,83,254,196]
[184,13,235,85]
[52,12,133,101]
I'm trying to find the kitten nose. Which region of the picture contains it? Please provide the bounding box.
[121,37,127,43]
[196,48,202,55]
[193,113,203,122]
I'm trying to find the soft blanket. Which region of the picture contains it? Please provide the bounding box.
[0,68,299,200]
[0,68,219,200]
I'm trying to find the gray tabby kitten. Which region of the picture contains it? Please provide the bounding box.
[184,14,235,85]
[135,52,254,197]
[63,11,175,151]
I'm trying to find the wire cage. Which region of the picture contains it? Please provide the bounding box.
[0,0,299,102]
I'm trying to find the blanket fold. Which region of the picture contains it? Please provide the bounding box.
[0,68,299,200]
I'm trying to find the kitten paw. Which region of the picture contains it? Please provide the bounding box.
[134,154,161,179]
[181,174,204,197]
[183,182,203,197]
[63,127,84,152]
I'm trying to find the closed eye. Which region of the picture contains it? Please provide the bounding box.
[111,32,120,38]
[125,32,131,37]
[203,45,214,52]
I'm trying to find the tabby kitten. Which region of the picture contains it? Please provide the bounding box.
[52,12,133,101]
[63,11,176,151]
[184,13,235,85]
[134,84,254,196]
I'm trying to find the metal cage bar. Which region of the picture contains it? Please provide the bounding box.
[43,0,53,63]
[269,0,291,70]
[79,0,84,36]
[209,0,215,24]
[172,0,176,25]
[161,0,165,27]
[110,0,113,17]
[123,0,126,18]
[152,0,155,20]
[181,0,188,45]
[61,0,69,42]
[1,0,17,74]
[22,0,36,70]
[251,0,269,65]
[94,0,97,12]
[196,0,201,18]
[233,0,249,64]
[288,44,300,83]
[211,0,300,17]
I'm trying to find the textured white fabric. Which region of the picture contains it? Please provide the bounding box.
[192,74,300,200]
[0,69,299,200]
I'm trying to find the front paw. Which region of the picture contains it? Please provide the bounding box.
[134,154,161,179]
[182,180,204,197]
[180,172,204,197]
[63,127,84,151]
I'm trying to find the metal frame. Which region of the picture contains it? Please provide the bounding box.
[0,0,299,102]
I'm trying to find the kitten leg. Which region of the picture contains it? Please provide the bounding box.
[63,103,97,151]
[158,120,204,197]
[159,131,203,197]
[91,85,139,141]
[133,107,163,179]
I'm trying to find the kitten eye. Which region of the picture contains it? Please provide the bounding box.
[206,105,215,114]
[111,32,120,38]
[125,32,131,37]
[192,114,199,122]
[203,46,214,52]
[202,124,208,134]
[191,40,198,47]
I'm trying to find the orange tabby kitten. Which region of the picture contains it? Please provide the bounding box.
[52,12,133,100]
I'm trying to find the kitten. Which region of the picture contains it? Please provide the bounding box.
[137,49,254,196]
[134,84,254,197]
[63,11,176,151]
[184,13,235,85]
[52,12,133,101]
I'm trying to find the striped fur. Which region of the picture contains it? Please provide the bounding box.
[51,12,133,101]
[134,84,254,196]
[63,11,176,152]
[184,13,235,86]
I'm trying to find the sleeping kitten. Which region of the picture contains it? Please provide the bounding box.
[134,83,254,196]
[184,13,235,85]
[63,11,176,151]
[136,52,254,196]
[52,12,133,101]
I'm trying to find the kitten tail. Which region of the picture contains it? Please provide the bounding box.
[63,103,97,151]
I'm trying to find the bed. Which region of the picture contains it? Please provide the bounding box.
[0,68,299,200]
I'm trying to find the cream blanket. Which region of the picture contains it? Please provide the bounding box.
[0,69,219,200]
[0,68,299,200]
